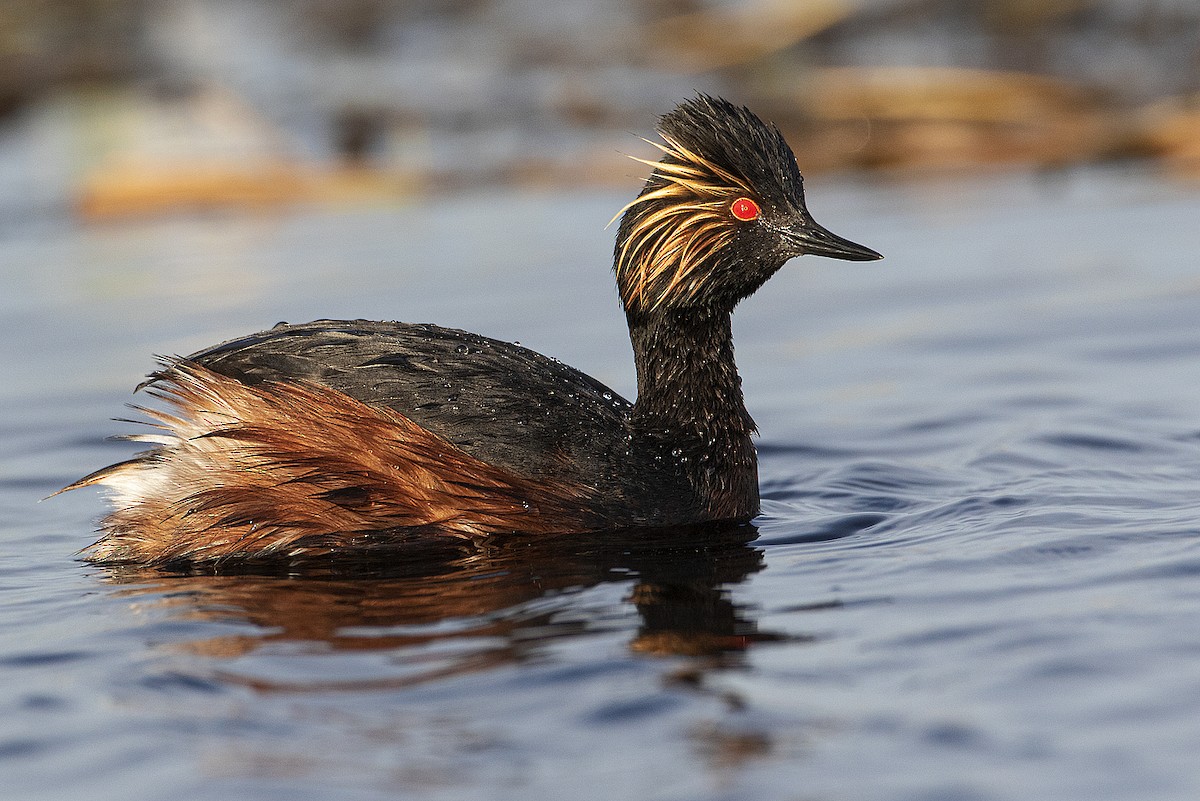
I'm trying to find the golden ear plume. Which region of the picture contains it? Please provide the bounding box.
[612,135,757,313]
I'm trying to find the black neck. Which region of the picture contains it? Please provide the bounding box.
[627,308,759,520]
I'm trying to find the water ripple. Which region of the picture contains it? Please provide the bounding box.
[756,512,889,546]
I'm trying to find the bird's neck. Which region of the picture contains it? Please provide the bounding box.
[627,307,758,520]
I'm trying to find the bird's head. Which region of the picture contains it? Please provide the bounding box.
[613,95,881,319]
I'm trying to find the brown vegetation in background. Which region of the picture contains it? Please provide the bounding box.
[4,0,1200,219]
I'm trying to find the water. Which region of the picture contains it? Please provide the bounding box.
[4,167,1200,801]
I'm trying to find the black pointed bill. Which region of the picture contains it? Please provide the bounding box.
[782,214,882,262]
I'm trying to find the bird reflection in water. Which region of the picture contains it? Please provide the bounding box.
[95,523,800,693]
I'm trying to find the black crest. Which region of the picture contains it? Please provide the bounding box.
[657,94,805,210]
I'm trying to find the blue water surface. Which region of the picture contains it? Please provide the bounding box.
[3,168,1200,801]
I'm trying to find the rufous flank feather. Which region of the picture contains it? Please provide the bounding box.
[72,361,600,564]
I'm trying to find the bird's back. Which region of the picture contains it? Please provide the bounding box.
[189,320,635,489]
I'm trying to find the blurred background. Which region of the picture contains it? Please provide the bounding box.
[3,0,1199,224]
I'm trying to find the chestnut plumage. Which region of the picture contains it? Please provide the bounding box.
[67,95,881,565]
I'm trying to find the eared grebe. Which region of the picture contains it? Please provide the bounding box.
[68,95,881,565]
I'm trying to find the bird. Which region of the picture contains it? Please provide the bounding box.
[66,95,881,566]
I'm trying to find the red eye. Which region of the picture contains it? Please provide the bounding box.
[731,197,759,221]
